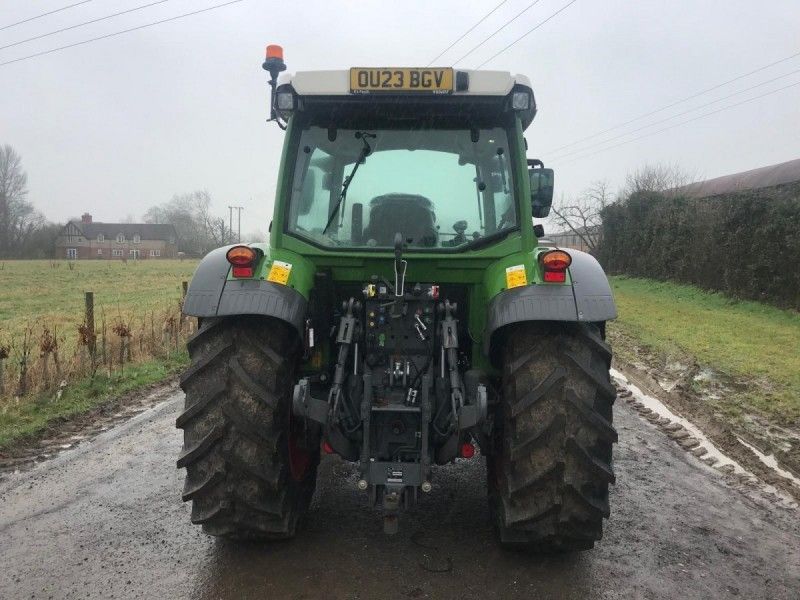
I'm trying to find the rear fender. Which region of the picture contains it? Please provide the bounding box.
[183,244,310,338]
[483,249,616,359]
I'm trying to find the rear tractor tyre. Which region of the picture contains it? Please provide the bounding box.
[177,317,319,540]
[488,322,617,551]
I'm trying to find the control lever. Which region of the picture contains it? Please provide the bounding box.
[414,313,428,341]
[392,232,407,317]
[393,233,407,296]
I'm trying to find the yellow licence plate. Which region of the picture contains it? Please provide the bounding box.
[350,68,454,94]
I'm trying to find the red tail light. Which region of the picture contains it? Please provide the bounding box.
[232,266,254,278]
[459,442,475,459]
[226,245,257,266]
[226,246,261,278]
[540,249,572,283]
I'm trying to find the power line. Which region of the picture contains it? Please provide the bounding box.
[0,1,95,32]
[476,0,578,68]
[426,0,510,66]
[451,0,542,67]
[0,0,176,52]
[557,80,800,165]
[550,66,800,161]
[547,50,800,154]
[0,0,246,68]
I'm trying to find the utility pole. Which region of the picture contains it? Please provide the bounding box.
[228,206,233,244]
[230,206,244,242]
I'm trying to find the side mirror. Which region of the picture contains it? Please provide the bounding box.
[529,167,554,218]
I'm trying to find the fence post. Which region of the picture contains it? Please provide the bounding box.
[0,354,5,397]
[85,291,96,372]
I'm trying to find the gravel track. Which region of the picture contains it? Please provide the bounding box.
[1,389,798,599]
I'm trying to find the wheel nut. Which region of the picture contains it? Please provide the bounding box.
[421,481,432,493]
[357,479,368,491]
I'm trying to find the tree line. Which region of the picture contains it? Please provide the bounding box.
[0,145,62,258]
[597,180,800,310]
[552,163,799,309]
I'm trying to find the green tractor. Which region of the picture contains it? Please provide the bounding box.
[177,45,617,551]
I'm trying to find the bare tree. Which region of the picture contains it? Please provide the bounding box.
[195,191,230,248]
[551,179,611,253]
[145,190,230,255]
[622,163,695,197]
[0,145,43,257]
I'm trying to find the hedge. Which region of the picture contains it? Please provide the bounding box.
[597,182,800,310]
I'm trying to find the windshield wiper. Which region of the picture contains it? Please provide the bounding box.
[462,225,519,250]
[322,131,376,235]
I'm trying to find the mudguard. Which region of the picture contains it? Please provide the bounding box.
[182,245,307,337]
[484,249,616,356]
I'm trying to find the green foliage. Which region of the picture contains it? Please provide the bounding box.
[598,183,800,309]
[0,351,188,449]
[611,276,800,423]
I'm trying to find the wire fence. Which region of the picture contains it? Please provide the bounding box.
[0,284,194,405]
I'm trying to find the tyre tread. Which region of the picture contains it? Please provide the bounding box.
[490,323,617,552]
[177,317,318,540]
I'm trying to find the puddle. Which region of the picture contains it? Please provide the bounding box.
[611,368,798,509]
[736,437,800,489]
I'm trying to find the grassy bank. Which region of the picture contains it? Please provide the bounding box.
[0,350,187,450]
[609,276,800,423]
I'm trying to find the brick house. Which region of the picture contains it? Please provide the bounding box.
[55,213,179,260]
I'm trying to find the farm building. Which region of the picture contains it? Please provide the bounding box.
[544,225,599,253]
[673,157,800,198]
[55,213,178,260]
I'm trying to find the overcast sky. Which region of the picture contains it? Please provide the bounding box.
[2,0,799,234]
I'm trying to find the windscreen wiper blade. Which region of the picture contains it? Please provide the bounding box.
[463,225,519,250]
[322,131,375,235]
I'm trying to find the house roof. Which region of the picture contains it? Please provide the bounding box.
[67,221,177,241]
[673,157,800,198]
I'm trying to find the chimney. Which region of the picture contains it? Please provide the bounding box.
[81,213,92,224]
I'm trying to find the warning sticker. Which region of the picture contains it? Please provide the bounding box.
[505,264,528,289]
[267,260,292,284]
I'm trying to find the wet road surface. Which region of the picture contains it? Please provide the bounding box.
[1,390,798,599]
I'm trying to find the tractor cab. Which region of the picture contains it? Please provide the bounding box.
[262,48,552,255]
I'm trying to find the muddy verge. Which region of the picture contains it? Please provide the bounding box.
[0,378,180,477]
[609,326,800,501]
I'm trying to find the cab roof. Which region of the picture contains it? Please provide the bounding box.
[278,69,532,97]
[277,69,536,130]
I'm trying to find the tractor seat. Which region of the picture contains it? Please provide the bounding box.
[363,194,438,247]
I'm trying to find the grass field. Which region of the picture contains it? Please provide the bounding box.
[0,259,198,352]
[610,276,800,423]
[0,259,197,450]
